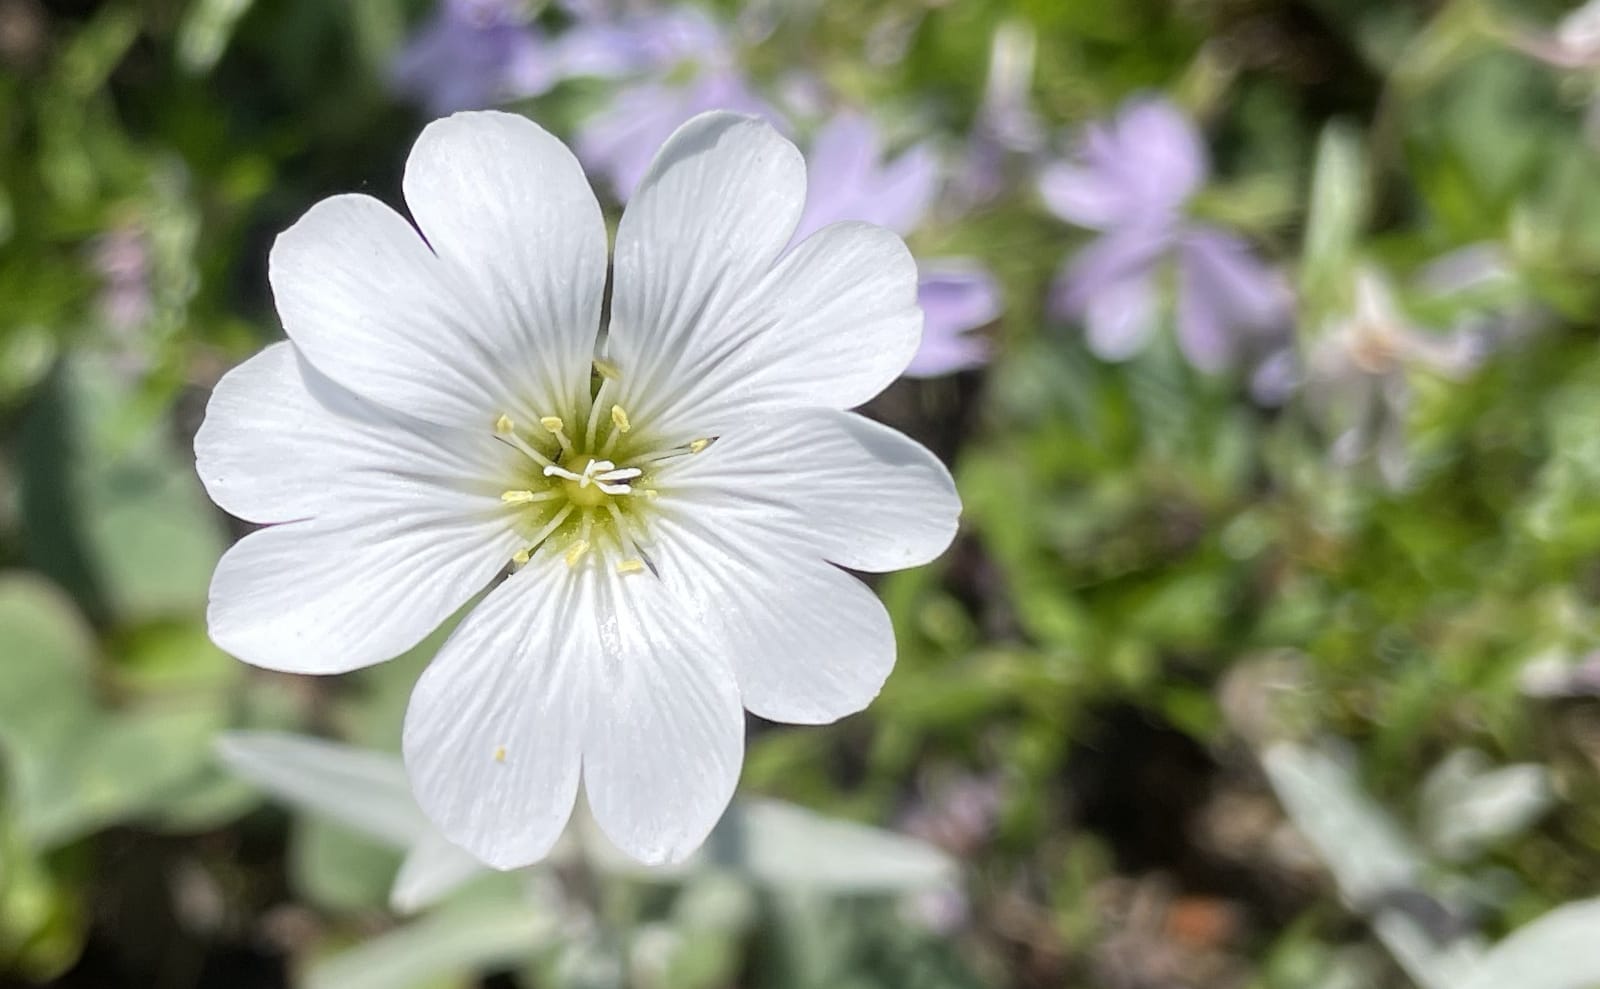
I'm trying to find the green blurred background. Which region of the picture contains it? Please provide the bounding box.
[6,0,1600,986]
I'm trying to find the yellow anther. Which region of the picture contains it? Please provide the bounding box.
[494,414,516,434]
[617,559,644,575]
[610,405,632,434]
[641,488,659,499]
[593,358,620,380]
[689,438,711,454]
[493,746,507,763]
[501,489,539,504]
[539,415,575,453]
[512,548,531,566]
[564,540,590,567]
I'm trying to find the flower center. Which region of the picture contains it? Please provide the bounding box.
[489,362,711,576]
[545,454,640,507]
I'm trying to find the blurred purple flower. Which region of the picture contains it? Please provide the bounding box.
[392,1,722,118]
[89,225,152,332]
[577,69,777,201]
[554,6,724,82]
[791,112,937,244]
[1040,96,1287,372]
[789,112,1001,377]
[908,263,1000,377]
[390,0,554,115]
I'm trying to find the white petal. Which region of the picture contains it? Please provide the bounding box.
[579,571,745,866]
[390,832,490,913]
[207,503,517,674]
[661,408,958,572]
[731,222,920,415]
[619,214,921,436]
[195,343,516,525]
[652,512,896,725]
[403,111,609,417]
[269,194,520,428]
[213,732,427,848]
[607,113,801,417]
[402,561,589,870]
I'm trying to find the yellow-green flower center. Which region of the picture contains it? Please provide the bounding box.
[488,362,712,575]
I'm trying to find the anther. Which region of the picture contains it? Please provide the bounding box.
[565,539,590,568]
[494,415,556,467]
[610,405,632,434]
[617,559,645,575]
[539,416,574,454]
[493,746,507,763]
[593,358,620,380]
[689,437,714,454]
[501,489,557,505]
[512,547,532,566]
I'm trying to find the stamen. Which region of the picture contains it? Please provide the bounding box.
[617,559,644,575]
[512,548,531,566]
[593,358,620,380]
[600,403,633,457]
[565,538,589,567]
[501,489,559,505]
[631,437,718,468]
[517,503,575,561]
[606,502,644,563]
[493,415,556,468]
[493,746,507,763]
[539,416,574,455]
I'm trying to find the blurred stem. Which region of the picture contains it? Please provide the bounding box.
[1365,0,1497,215]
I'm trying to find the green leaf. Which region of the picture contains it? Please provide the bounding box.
[1300,122,1367,311]
[0,574,98,841]
[19,357,225,623]
[1464,898,1600,989]
[703,799,954,894]
[304,894,559,989]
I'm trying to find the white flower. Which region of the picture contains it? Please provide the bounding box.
[195,110,961,868]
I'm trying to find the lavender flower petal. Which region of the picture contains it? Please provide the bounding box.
[553,7,724,80]
[1175,228,1287,372]
[577,70,779,201]
[1039,96,1206,231]
[792,112,937,242]
[1051,225,1170,320]
[1079,268,1160,362]
[390,0,553,115]
[905,261,1001,377]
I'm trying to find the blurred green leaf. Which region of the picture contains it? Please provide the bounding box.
[19,355,225,624]
[304,893,559,989]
